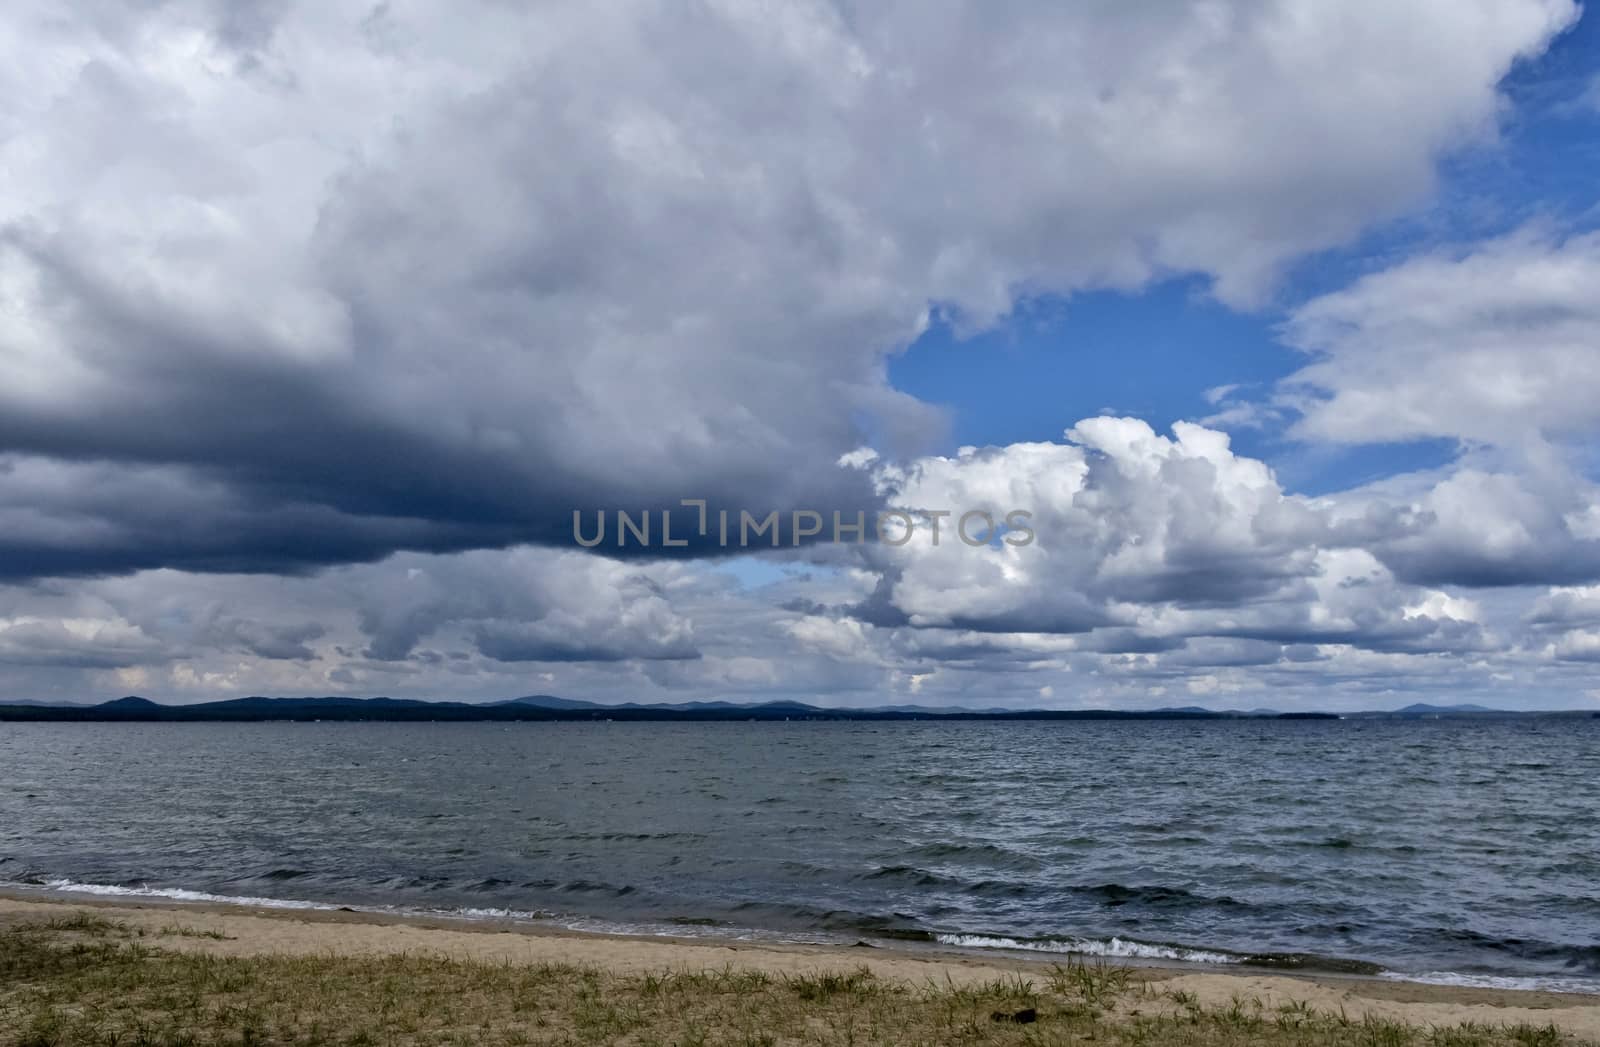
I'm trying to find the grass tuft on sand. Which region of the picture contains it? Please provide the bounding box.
[0,916,1586,1047]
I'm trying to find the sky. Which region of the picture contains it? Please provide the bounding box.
[1,0,1599,711]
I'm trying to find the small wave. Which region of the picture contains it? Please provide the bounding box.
[451,906,554,921]
[778,860,836,879]
[1385,971,1600,995]
[464,877,515,892]
[3,878,552,923]
[860,865,956,887]
[554,831,708,843]
[557,879,636,897]
[902,841,1043,871]
[1430,930,1600,973]
[723,901,937,942]
[391,875,451,890]
[20,878,332,910]
[935,933,1239,965]
[557,916,834,946]
[1076,883,1242,909]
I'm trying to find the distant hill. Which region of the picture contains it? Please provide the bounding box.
[0,697,91,708]
[100,696,163,711]
[489,695,607,710]
[0,694,1331,723]
[494,696,832,714]
[1347,702,1510,718]
[0,694,1576,723]
[1394,703,1495,714]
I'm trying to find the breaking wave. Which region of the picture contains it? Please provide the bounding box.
[933,932,1240,965]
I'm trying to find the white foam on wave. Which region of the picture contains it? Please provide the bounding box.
[1383,970,1600,995]
[4,879,551,924]
[453,906,554,921]
[33,879,331,910]
[935,933,1239,965]
[559,915,832,946]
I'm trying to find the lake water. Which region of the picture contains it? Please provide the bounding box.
[2,719,1596,992]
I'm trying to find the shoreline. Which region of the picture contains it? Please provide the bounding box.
[0,880,1306,973]
[4,892,1598,1041]
[5,880,1594,994]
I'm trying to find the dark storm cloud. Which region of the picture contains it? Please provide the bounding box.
[227,621,326,661]
[1378,539,1600,589]
[941,603,1113,636]
[0,227,882,579]
[472,623,699,664]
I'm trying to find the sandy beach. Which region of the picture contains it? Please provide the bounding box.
[3,892,1597,1043]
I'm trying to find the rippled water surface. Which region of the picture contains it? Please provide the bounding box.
[2,720,1597,990]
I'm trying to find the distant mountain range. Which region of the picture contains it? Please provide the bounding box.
[0,695,1591,723]
[1351,702,1499,717]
